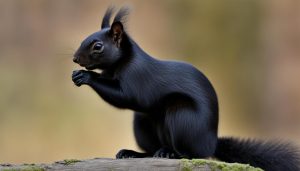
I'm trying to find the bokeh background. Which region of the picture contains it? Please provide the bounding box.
[0,0,300,163]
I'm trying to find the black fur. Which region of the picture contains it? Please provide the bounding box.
[101,6,115,29]
[216,137,300,171]
[113,6,130,25]
[72,6,300,171]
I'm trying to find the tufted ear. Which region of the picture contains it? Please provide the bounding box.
[110,21,124,47]
[101,6,115,29]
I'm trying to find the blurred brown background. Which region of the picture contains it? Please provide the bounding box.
[0,0,299,164]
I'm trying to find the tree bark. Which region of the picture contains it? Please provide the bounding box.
[0,158,262,171]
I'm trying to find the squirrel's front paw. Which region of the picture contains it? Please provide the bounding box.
[72,70,93,86]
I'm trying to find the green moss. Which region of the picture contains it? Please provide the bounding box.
[181,159,264,171]
[62,159,81,165]
[2,165,44,171]
[181,159,192,171]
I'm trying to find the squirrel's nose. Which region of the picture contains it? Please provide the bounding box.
[73,56,79,63]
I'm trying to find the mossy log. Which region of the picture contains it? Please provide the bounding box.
[0,158,263,171]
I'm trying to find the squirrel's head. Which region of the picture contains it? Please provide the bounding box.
[73,6,130,70]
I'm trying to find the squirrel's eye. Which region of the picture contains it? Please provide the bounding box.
[92,42,104,53]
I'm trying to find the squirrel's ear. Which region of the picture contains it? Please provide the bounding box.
[101,6,114,29]
[110,22,124,47]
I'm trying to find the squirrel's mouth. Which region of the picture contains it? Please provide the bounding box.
[78,63,94,70]
[85,64,98,70]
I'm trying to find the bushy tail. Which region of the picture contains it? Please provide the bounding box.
[214,137,300,171]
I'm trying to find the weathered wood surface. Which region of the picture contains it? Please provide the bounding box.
[0,158,263,171]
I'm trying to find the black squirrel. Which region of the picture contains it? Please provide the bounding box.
[72,6,300,171]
